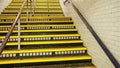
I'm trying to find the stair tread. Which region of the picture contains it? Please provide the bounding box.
[2,46,86,54]
[0,40,83,46]
[0,21,73,24]
[0,34,80,38]
[0,16,71,19]
[0,29,78,33]
[0,24,75,28]
[0,55,91,64]
[15,63,96,68]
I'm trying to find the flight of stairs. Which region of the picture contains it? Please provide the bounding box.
[0,0,96,68]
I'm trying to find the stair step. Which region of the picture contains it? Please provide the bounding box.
[12,0,59,2]
[0,14,64,17]
[0,46,87,58]
[3,9,62,11]
[0,55,91,65]
[5,8,62,10]
[0,29,77,33]
[0,21,73,25]
[0,34,80,39]
[0,24,75,30]
[0,40,83,46]
[0,29,78,36]
[11,1,59,2]
[12,1,60,3]
[9,3,60,6]
[0,16,71,22]
[0,16,70,19]
[5,5,62,9]
[11,63,96,68]
[2,46,87,54]
[1,11,63,14]
[0,34,80,42]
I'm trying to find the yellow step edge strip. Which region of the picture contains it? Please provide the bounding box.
[0,29,78,33]
[0,15,64,17]
[0,21,73,23]
[0,16,70,19]
[0,14,64,16]
[0,34,80,38]
[0,55,91,65]
[0,24,75,28]
[5,8,61,9]
[2,47,87,54]
[3,10,62,12]
[10,1,60,2]
[0,40,83,46]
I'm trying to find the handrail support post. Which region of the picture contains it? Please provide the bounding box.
[18,18,21,50]
[26,0,29,21]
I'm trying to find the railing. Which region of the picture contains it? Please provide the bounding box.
[63,0,70,5]
[0,0,35,54]
[69,0,120,68]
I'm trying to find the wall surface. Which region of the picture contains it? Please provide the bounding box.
[0,0,12,13]
[72,0,120,64]
[60,0,119,68]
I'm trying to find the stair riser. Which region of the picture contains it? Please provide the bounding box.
[8,4,60,5]
[0,60,92,67]
[4,43,83,50]
[0,14,64,17]
[0,23,73,25]
[0,51,87,59]
[6,6,61,8]
[0,36,80,42]
[1,12,63,14]
[0,30,78,36]
[0,26,75,31]
[3,7,62,11]
[0,18,71,22]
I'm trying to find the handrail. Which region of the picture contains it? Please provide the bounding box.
[0,0,28,54]
[64,0,70,5]
[69,1,120,68]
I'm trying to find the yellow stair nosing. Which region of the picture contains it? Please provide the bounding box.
[0,21,73,23]
[0,55,91,65]
[0,16,71,19]
[0,24,75,28]
[2,47,87,54]
[0,34,80,38]
[0,40,83,46]
[0,29,78,33]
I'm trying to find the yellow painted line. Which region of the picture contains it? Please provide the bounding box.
[0,24,75,28]
[0,21,73,23]
[0,13,63,15]
[0,15,64,17]
[0,40,83,46]
[2,47,87,54]
[0,16,71,19]
[2,11,62,12]
[0,55,91,64]
[0,29,78,33]
[0,34,80,38]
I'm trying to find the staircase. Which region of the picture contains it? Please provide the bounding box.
[0,0,96,68]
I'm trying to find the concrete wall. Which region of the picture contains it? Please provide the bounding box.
[60,0,119,68]
[0,0,12,13]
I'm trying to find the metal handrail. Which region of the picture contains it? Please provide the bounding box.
[0,0,28,54]
[70,0,120,68]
